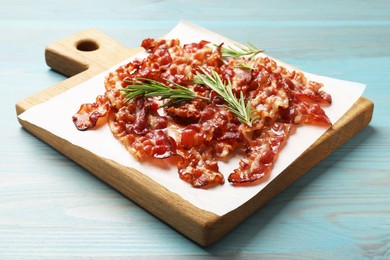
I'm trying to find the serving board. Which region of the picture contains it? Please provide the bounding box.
[16,29,374,246]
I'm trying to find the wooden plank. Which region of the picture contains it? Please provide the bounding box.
[15,29,374,246]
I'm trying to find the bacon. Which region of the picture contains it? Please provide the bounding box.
[279,99,332,127]
[165,99,205,124]
[72,95,110,131]
[108,106,177,160]
[294,91,332,106]
[228,122,295,185]
[73,37,333,189]
[178,145,224,188]
[139,130,177,159]
[183,40,210,53]
[141,38,158,52]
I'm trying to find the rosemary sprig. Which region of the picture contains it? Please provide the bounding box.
[194,67,259,127]
[122,78,208,107]
[216,42,263,60]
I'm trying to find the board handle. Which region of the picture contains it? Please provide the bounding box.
[16,29,142,115]
[45,29,141,77]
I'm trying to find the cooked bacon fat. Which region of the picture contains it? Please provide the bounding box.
[73,38,332,188]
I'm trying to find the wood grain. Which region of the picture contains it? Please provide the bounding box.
[15,28,373,246]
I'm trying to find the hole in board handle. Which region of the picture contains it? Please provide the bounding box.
[76,39,99,52]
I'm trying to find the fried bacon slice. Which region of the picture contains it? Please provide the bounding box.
[280,100,332,127]
[73,37,332,188]
[72,95,110,131]
[178,145,224,188]
[107,97,177,160]
[228,122,295,185]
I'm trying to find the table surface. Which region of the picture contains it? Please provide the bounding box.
[1,0,389,258]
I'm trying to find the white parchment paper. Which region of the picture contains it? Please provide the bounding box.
[19,21,366,216]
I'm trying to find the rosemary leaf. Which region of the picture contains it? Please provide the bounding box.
[216,42,263,60]
[234,64,254,70]
[194,67,257,127]
[121,78,208,106]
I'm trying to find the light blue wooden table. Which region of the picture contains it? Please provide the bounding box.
[1,0,389,258]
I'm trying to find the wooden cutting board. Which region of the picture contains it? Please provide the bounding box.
[15,29,374,246]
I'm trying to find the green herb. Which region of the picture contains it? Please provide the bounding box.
[234,64,254,70]
[216,42,263,60]
[122,78,208,107]
[194,67,259,127]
